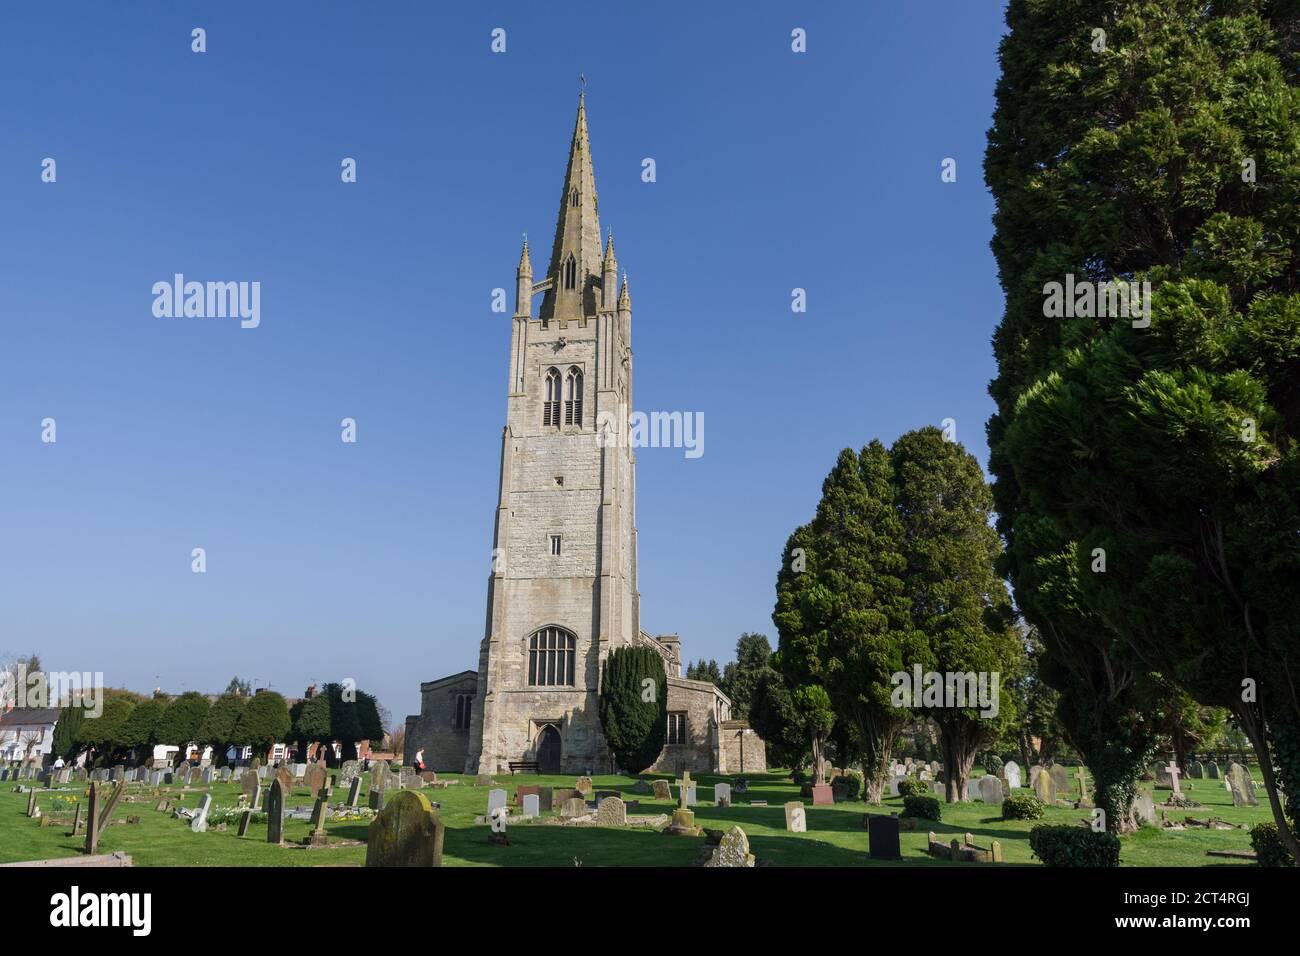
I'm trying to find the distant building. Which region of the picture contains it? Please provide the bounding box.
[0,708,61,763]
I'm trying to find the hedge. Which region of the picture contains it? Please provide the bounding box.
[1028,825,1120,867]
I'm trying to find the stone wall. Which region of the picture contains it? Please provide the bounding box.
[646,677,727,775]
[717,720,767,774]
[404,672,478,773]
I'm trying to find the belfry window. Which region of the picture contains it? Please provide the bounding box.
[454,693,473,730]
[528,626,576,687]
[570,188,580,207]
[563,255,577,290]
[564,367,583,426]
[543,367,561,426]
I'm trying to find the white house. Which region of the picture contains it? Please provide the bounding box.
[0,708,61,763]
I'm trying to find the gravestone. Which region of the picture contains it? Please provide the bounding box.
[964,778,979,802]
[237,809,253,837]
[303,763,327,798]
[889,775,906,796]
[868,814,902,860]
[368,788,385,811]
[1003,761,1022,789]
[366,789,445,866]
[595,796,627,826]
[784,801,807,833]
[574,776,593,794]
[560,797,588,818]
[98,779,126,831]
[1049,764,1071,796]
[275,765,293,803]
[651,780,672,800]
[338,760,361,790]
[1187,760,1204,779]
[1206,762,1221,780]
[306,789,331,845]
[347,777,362,807]
[372,761,393,793]
[1032,768,1056,805]
[240,770,260,801]
[191,794,212,832]
[1131,791,1157,826]
[1227,763,1258,807]
[930,781,946,798]
[811,779,834,805]
[265,778,286,845]
[1074,767,1092,807]
[978,775,1004,806]
[522,793,540,818]
[487,789,508,814]
[1154,763,1175,790]
[488,806,510,845]
[201,767,214,785]
[1028,764,1043,790]
[714,783,732,807]
[1163,760,1182,797]
[536,786,554,812]
[703,825,755,867]
[84,782,102,854]
[250,783,262,811]
[515,785,540,806]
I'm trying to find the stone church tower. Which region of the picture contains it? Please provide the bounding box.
[463,91,639,775]
[404,95,764,778]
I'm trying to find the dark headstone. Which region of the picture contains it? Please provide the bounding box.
[265,778,286,845]
[868,814,902,860]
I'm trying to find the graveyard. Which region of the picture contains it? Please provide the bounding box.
[1,763,1277,868]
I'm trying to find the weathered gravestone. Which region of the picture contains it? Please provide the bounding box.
[303,763,327,798]
[784,801,807,833]
[1033,769,1056,805]
[574,776,593,794]
[964,778,980,802]
[560,797,588,818]
[371,761,393,793]
[868,814,902,860]
[487,788,508,814]
[1131,791,1157,826]
[714,783,732,807]
[1227,763,1258,807]
[201,767,214,785]
[651,779,672,800]
[703,825,755,867]
[979,775,1005,806]
[191,794,212,832]
[365,790,445,867]
[237,808,253,837]
[522,793,540,818]
[306,789,331,846]
[84,782,102,854]
[347,777,362,807]
[1028,764,1044,791]
[1206,762,1221,780]
[595,796,627,826]
[536,786,553,812]
[338,760,361,790]
[240,770,260,801]
[515,784,540,806]
[265,778,286,845]
[1003,761,1022,789]
[1187,760,1204,779]
[275,765,293,803]
[1049,764,1071,797]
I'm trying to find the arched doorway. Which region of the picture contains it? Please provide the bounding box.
[537,725,561,774]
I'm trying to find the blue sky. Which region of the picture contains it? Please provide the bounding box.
[0,2,1009,722]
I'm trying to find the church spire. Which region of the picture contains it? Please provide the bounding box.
[539,92,602,321]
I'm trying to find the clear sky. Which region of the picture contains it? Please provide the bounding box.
[0,2,1009,722]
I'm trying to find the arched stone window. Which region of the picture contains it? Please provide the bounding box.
[528,626,576,686]
[564,367,583,426]
[543,367,561,426]
[570,188,580,207]
[563,254,577,290]
[454,693,473,730]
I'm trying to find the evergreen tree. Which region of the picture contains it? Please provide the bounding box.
[598,645,667,774]
[198,693,248,766]
[986,0,1300,847]
[76,696,135,765]
[156,692,210,762]
[747,667,806,769]
[50,702,87,762]
[120,696,166,764]
[719,632,772,719]
[684,659,722,684]
[891,428,1024,803]
[235,690,291,762]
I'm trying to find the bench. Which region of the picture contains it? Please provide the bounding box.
[508,761,539,775]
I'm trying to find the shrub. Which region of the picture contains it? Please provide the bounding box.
[897,778,930,798]
[902,795,941,821]
[1001,793,1045,821]
[791,769,806,784]
[1028,825,1120,867]
[1250,823,1296,867]
[831,773,862,801]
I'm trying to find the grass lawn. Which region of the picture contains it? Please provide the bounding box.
[0,767,1272,867]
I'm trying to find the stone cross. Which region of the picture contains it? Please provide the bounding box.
[1074,767,1088,798]
[1164,760,1182,796]
[675,770,693,811]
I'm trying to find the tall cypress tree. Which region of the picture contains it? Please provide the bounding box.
[598,645,667,774]
[986,0,1300,844]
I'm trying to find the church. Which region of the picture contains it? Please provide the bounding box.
[404,94,765,777]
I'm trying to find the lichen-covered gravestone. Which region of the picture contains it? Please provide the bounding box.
[595,796,627,826]
[560,797,588,818]
[303,763,327,798]
[1002,761,1022,790]
[713,783,731,807]
[1032,768,1056,805]
[1227,763,1258,807]
[651,779,672,800]
[240,770,260,801]
[703,826,755,867]
[978,775,1005,806]
[574,776,593,794]
[365,790,445,867]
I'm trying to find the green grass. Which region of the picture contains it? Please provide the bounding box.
[0,768,1272,867]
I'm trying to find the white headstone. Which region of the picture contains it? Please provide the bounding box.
[1003,761,1022,789]
[191,794,212,832]
[487,788,508,813]
[713,783,732,806]
[522,793,540,818]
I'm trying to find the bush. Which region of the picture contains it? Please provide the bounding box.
[831,773,862,801]
[902,795,941,821]
[1250,823,1296,867]
[1028,825,1120,867]
[1001,793,1045,821]
[791,769,806,784]
[897,778,930,798]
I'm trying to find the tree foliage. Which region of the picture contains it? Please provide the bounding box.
[985,0,1300,842]
[199,692,248,764]
[598,645,667,774]
[235,690,291,758]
